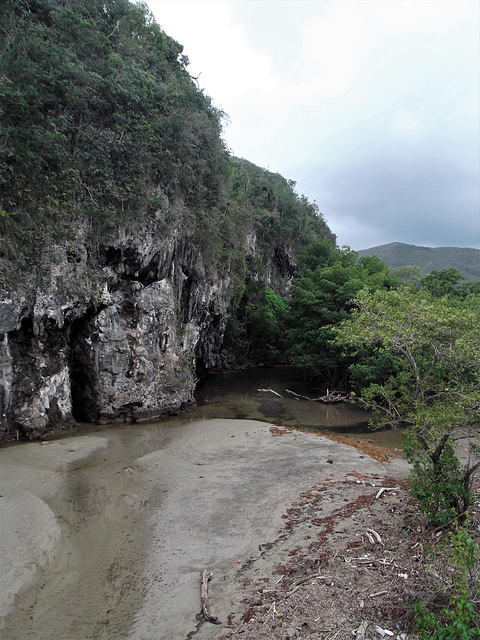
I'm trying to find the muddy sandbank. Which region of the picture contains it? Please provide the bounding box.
[0,418,409,639]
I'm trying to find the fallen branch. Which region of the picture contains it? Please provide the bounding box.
[258,388,283,398]
[285,388,314,401]
[316,392,348,403]
[286,574,334,598]
[375,487,398,499]
[286,584,301,598]
[264,601,279,622]
[294,574,333,587]
[285,388,347,403]
[200,569,221,625]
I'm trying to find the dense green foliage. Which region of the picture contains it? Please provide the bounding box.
[335,287,480,525]
[223,264,289,364]
[406,438,473,527]
[0,0,229,264]
[217,158,333,276]
[219,164,334,364]
[392,266,480,297]
[413,529,480,638]
[226,158,334,255]
[420,268,480,298]
[284,239,397,389]
[0,0,330,279]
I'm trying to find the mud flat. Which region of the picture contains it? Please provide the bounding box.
[0,418,409,639]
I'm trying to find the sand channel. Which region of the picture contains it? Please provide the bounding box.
[0,418,409,640]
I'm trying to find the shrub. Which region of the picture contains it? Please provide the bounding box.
[412,528,480,639]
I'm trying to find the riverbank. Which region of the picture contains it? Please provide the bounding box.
[0,418,409,639]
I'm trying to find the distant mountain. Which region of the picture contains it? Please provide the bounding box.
[358,243,480,281]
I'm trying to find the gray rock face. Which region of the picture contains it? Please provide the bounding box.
[0,224,292,441]
[69,279,195,423]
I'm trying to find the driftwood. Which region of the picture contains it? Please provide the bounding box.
[257,387,346,403]
[285,389,312,401]
[257,387,283,398]
[285,388,347,404]
[366,528,383,545]
[375,487,397,499]
[317,392,348,403]
[200,569,221,625]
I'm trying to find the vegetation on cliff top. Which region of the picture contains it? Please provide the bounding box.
[0,0,332,278]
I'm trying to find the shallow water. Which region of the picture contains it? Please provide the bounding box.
[43,366,404,450]
[194,366,367,427]
[193,367,405,450]
[0,367,405,639]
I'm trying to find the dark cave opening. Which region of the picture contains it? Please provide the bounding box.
[67,306,100,423]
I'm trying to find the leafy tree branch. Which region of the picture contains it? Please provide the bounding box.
[335,287,480,526]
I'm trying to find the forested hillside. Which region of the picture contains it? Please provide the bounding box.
[358,243,480,281]
[0,0,332,279]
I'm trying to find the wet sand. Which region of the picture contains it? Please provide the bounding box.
[0,418,409,639]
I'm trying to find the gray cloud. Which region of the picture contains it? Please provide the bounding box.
[148,0,479,250]
[299,110,479,249]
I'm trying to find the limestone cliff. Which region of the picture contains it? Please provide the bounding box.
[0,1,334,440]
[0,220,300,441]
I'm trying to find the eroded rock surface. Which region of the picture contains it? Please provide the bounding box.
[0,224,292,440]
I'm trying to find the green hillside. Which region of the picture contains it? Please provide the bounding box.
[358,242,480,281]
[0,0,333,282]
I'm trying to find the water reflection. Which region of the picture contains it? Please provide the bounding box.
[194,366,367,429]
[51,367,403,451]
[193,366,405,451]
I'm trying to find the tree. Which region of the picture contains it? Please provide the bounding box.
[421,268,480,299]
[421,268,465,298]
[285,242,397,390]
[392,265,424,288]
[0,0,228,267]
[222,252,291,366]
[335,287,480,526]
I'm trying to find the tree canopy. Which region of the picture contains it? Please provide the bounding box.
[1,0,229,257]
[285,240,397,389]
[335,287,480,525]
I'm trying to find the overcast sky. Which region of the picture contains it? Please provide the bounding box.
[146,0,479,250]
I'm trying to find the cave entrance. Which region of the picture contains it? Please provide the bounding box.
[67,307,99,423]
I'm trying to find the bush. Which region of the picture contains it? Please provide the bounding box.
[412,528,480,639]
[405,435,474,527]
